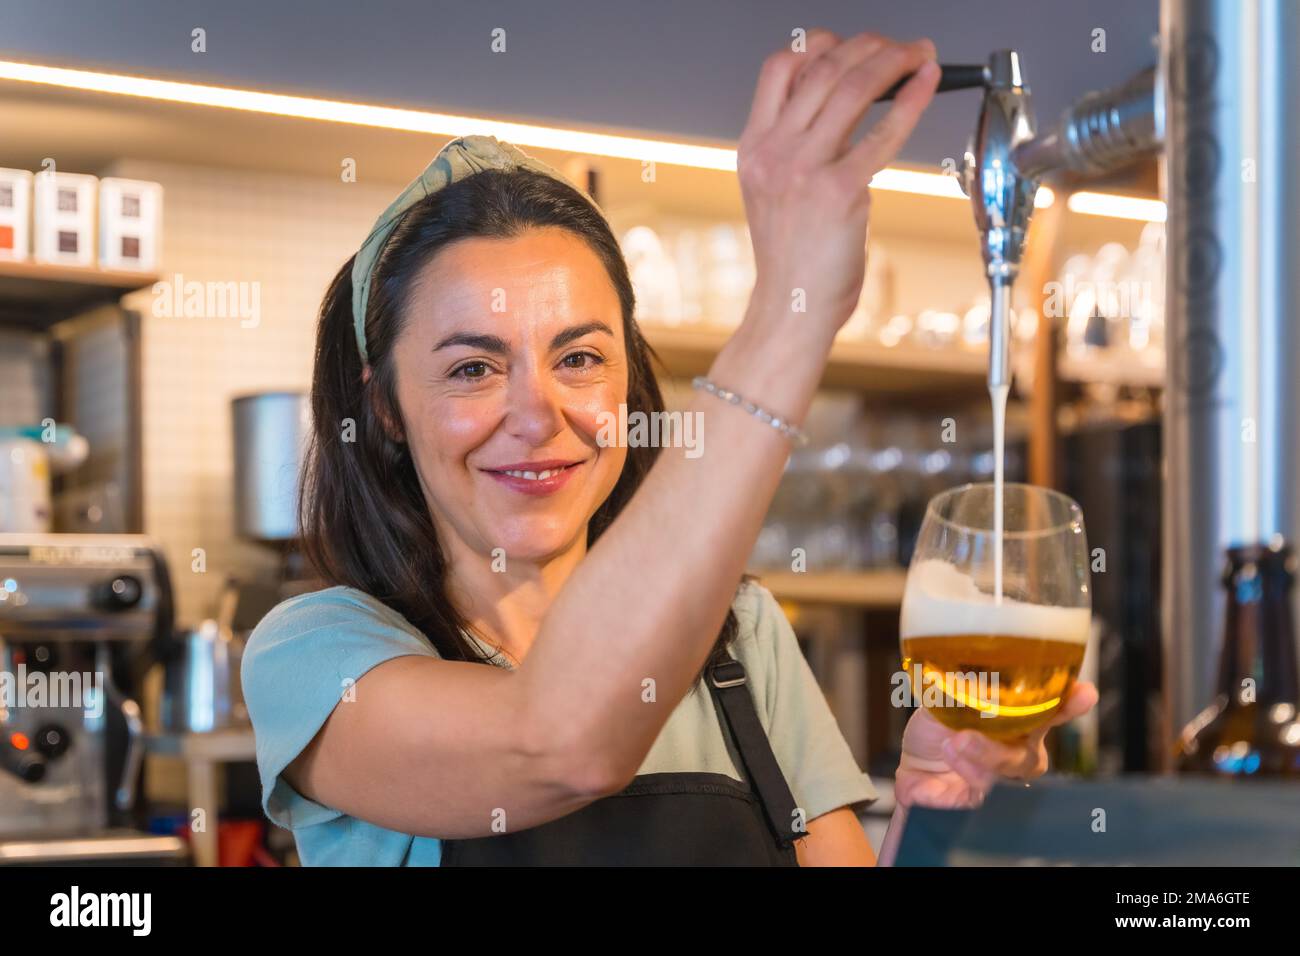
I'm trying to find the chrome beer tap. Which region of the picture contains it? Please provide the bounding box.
[957,50,1162,390]
[960,51,1041,392]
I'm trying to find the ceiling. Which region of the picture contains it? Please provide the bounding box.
[4,0,1160,171]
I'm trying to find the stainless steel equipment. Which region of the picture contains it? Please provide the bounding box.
[1159,0,1300,748]
[957,0,1300,763]
[227,389,320,663]
[232,391,310,542]
[0,533,187,864]
[160,618,244,733]
[961,50,1041,392]
[960,51,1163,391]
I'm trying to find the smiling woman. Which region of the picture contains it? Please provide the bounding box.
[239,30,1077,870]
[301,163,699,669]
[240,151,878,865]
[242,151,872,865]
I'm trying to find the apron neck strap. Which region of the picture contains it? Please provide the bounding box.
[707,653,806,848]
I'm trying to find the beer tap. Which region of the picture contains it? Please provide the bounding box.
[960,51,1040,392]
[957,50,1163,391]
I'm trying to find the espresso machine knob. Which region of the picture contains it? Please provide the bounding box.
[93,575,143,611]
[32,724,71,760]
[1,736,47,783]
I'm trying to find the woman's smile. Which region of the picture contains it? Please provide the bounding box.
[481,458,589,497]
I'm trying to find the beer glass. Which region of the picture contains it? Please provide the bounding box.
[899,482,1091,740]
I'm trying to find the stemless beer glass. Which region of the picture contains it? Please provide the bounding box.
[899,482,1091,740]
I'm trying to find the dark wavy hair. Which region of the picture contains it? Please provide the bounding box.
[299,167,745,678]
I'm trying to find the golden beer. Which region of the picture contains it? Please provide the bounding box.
[900,558,1090,740]
[899,633,1085,738]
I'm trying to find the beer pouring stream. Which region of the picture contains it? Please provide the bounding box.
[962,51,1039,606]
[990,278,1012,605]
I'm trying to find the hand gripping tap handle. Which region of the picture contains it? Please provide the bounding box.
[876,63,990,102]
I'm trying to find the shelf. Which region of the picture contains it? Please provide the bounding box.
[1058,351,1164,388]
[145,726,256,761]
[749,568,907,608]
[0,259,158,328]
[642,323,988,398]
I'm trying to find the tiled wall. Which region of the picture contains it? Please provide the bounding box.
[107,159,402,626]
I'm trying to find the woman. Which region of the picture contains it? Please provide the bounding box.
[242,28,1098,867]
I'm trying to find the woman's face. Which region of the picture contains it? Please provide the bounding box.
[389,226,630,566]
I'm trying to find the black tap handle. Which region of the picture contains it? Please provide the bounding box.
[876,63,988,102]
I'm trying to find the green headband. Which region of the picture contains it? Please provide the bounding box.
[351,134,589,366]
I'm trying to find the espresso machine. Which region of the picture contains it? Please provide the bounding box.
[0,533,187,864]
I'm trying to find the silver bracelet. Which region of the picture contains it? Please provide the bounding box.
[692,376,810,447]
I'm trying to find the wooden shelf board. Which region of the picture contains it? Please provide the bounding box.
[749,568,907,608]
[145,726,256,761]
[1058,352,1164,388]
[0,259,157,327]
[642,323,987,397]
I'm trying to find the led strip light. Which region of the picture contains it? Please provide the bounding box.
[0,58,1166,220]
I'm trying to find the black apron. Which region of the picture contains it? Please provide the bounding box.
[440,653,804,866]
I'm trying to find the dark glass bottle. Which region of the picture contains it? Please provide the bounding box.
[1176,540,1300,776]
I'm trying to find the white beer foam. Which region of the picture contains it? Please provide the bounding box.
[900,558,1090,644]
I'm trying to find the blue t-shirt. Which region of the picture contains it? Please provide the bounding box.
[241,579,878,865]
